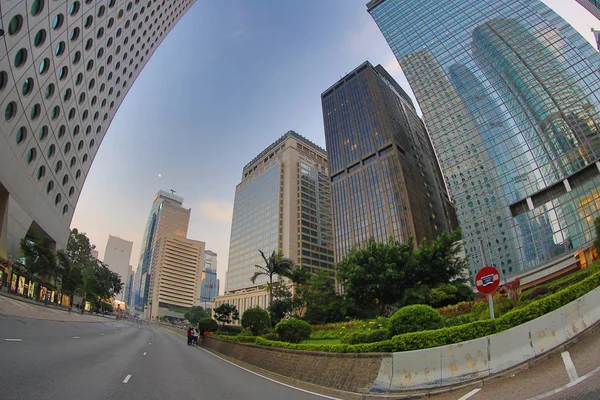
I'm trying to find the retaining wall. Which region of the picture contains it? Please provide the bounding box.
[203,286,600,394]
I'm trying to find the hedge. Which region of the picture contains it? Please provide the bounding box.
[232,270,600,353]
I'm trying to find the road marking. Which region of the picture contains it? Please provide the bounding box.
[527,363,600,399]
[4,338,23,342]
[457,388,481,400]
[122,374,132,384]
[143,352,147,356]
[188,339,341,399]
[561,351,579,382]
[72,336,81,339]
[100,333,104,335]
[149,342,151,345]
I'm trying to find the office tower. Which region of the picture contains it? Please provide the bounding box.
[577,1,600,20]
[222,131,333,307]
[125,268,134,307]
[199,250,219,306]
[103,235,133,302]
[322,61,457,262]
[147,234,204,320]
[130,265,142,309]
[135,190,190,310]
[368,0,600,280]
[0,0,197,262]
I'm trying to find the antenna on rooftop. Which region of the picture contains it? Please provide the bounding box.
[170,189,176,195]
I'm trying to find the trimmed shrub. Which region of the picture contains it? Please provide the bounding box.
[340,328,390,344]
[220,325,243,334]
[528,286,551,300]
[389,304,444,335]
[443,314,478,327]
[198,318,218,332]
[261,332,280,341]
[241,307,271,336]
[275,318,312,343]
[212,334,257,344]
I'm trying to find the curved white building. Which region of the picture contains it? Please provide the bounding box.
[0,0,196,259]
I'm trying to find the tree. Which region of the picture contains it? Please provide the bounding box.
[20,236,58,283]
[595,217,600,254]
[337,237,415,315]
[213,303,239,329]
[303,269,351,324]
[241,307,271,335]
[56,249,83,296]
[250,250,295,306]
[413,228,468,288]
[184,306,210,325]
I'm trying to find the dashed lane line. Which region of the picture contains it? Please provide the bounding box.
[4,338,23,342]
[122,374,132,384]
[456,388,481,400]
[527,363,600,400]
[72,336,81,339]
[143,352,147,356]
[561,351,579,382]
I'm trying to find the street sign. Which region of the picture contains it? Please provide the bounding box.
[475,265,500,294]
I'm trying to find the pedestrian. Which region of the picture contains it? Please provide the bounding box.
[193,328,199,346]
[187,327,192,346]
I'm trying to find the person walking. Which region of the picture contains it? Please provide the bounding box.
[187,327,192,346]
[193,328,199,346]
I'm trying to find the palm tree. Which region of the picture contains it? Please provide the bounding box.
[250,250,295,306]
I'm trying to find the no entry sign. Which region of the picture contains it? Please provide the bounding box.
[475,266,500,294]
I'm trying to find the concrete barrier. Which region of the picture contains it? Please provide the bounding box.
[191,286,600,395]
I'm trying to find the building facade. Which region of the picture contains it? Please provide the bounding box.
[322,61,457,262]
[103,234,133,302]
[0,0,197,263]
[218,131,334,314]
[199,249,218,306]
[124,268,134,306]
[134,190,190,310]
[368,0,600,282]
[576,0,600,20]
[147,233,204,320]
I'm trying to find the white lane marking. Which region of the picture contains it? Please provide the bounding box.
[561,351,579,382]
[527,363,600,399]
[122,374,132,384]
[72,336,81,339]
[143,352,147,356]
[148,342,151,345]
[100,333,104,335]
[457,388,482,400]
[4,338,23,342]
[188,340,341,399]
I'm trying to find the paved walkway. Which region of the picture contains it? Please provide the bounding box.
[0,291,114,322]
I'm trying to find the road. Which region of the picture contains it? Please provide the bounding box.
[1,294,599,400]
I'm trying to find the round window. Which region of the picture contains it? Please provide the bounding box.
[55,41,66,56]
[34,29,46,47]
[30,103,41,120]
[39,58,50,74]
[47,180,54,193]
[31,0,45,16]
[5,102,17,121]
[52,14,64,30]
[58,66,68,80]
[8,15,23,36]
[45,83,55,99]
[70,27,80,41]
[16,127,27,145]
[39,126,48,140]
[69,1,80,16]
[27,148,37,164]
[37,165,46,180]
[22,77,34,96]
[14,48,28,68]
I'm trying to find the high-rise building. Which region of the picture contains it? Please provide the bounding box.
[147,233,204,320]
[368,0,600,282]
[103,235,133,302]
[576,1,600,20]
[125,268,134,307]
[130,265,142,309]
[0,0,197,263]
[218,131,333,313]
[134,190,190,310]
[199,250,219,306]
[322,61,457,262]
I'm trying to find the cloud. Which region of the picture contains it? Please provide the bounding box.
[195,200,234,223]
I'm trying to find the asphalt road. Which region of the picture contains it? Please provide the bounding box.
[0,314,328,400]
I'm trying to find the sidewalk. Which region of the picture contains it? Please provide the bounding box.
[0,290,116,322]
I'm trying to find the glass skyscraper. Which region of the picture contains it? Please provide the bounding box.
[322,61,457,262]
[368,0,600,280]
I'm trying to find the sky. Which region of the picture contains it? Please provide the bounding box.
[71,0,599,294]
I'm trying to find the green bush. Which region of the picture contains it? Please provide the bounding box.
[389,304,444,335]
[443,314,478,327]
[211,333,257,344]
[309,329,341,340]
[470,301,488,315]
[528,286,551,300]
[340,328,390,344]
[219,325,243,334]
[241,307,271,336]
[261,332,280,341]
[274,318,312,343]
[198,318,218,332]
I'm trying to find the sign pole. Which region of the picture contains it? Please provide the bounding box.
[487,293,495,319]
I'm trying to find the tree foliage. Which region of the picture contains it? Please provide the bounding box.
[250,250,295,305]
[241,307,271,335]
[213,303,239,329]
[184,306,210,325]
[337,229,469,315]
[20,236,58,281]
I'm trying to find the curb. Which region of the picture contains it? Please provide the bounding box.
[160,318,600,399]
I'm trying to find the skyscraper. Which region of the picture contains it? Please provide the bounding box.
[125,268,134,307]
[576,0,600,20]
[322,61,456,262]
[103,234,133,303]
[134,190,190,310]
[0,0,197,263]
[368,0,600,281]
[147,233,205,320]
[217,131,333,313]
[199,250,219,306]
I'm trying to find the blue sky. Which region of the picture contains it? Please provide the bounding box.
[71,0,599,293]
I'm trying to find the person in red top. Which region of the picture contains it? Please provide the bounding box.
[187,327,192,346]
